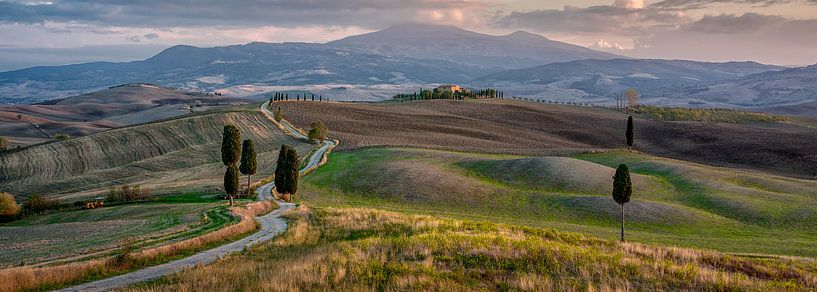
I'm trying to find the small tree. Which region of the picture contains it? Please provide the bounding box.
[612,164,633,242]
[307,120,328,142]
[0,136,9,150]
[274,145,300,201]
[626,116,634,151]
[239,139,257,197]
[54,133,71,141]
[625,88,639,109]
[221,125,241,166]
[274,107,283,122]
[224,164,240,206]
[0,192,20,220]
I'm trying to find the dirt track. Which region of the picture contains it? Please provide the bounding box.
[276,99,817,178]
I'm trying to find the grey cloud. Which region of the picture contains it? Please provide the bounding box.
[143,33,159,39]
[685,13,786,33]
[495,5,689,35]
[0,0,488,28]
[652,0,817,10]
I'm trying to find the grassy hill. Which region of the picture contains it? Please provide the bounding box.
[128,207,817,291]
[275,99,817,179]
[0,108,313,200]
[296,147,817,257]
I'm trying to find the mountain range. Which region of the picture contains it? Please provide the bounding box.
[0,23,815,110]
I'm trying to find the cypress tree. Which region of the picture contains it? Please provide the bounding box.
[311,94,315,101]
[224,165,239,206]
[612,164,632,242]
[626,116,634,151]
[239,139,257,197]
[221,125,241,166]
[274,145,300,200]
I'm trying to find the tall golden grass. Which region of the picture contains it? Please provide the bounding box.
[0,201,274,292]
[125,206,817,291]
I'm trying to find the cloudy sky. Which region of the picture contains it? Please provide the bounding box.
[0,0,816,70]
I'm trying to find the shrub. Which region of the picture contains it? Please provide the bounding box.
[0,136,9,150]
[308,120,328,142]
[107,184,152,203]
[53,133,71,141]
[23,194,62,214]
[0,192,21,220]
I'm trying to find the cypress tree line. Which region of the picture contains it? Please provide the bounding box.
[612,164,632,242]
[626,116,634,151]
[239,139,257,196]
[274,145,300,200]
[224,165,240,205]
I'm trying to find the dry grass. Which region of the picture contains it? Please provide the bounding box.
[0,201,274,292]
[126,206,817,291]
[276,99,817,178]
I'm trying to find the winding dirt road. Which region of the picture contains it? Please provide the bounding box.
[60,101,335,292]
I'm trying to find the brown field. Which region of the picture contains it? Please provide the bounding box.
[275,99,817,178]
[0,84,247,147]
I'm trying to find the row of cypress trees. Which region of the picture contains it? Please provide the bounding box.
[270,92,327,103]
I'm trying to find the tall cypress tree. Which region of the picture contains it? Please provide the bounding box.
[239,139,257,197]
[221,125,241,166]
[224,165,239,206]
[221,125,241,205]
[612,164,632,242]
[274,145,300,200]
[626,116,634,151]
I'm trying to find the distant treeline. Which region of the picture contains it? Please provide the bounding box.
[392,88,504,101]
[269,92,328,102]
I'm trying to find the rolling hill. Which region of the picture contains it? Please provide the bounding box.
[473,59,783,105]
[0,84,247,147]
[274,99,817,179]
[671,64,817,108]
[0,108,313,200]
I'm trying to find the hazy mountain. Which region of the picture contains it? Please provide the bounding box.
[330,23,620,69]
[473,59,784,104]
[0,42,492,102]
[671,64,817,107]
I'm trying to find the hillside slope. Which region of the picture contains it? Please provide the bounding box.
[275,99,817,178]
[0,84,246,147]
[0,109,313,199]
[472,59,782,104]
[674,64,817,107]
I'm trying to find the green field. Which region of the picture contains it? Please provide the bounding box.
[297,147,817,257]
[0,197,237,267]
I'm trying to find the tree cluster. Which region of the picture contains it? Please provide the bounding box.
[274,145,300,200]
[392,87,504,102]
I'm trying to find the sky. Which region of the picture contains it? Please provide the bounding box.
[0,0,816,70]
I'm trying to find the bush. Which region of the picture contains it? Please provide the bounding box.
[0,136,9,150]
[0,192,21,220]
[307,120,328,142]
[53,133,71,141]
[23,194,62,215]
[107,184,153,203]
[274,107,283,122]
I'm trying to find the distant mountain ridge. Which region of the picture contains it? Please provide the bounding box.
[329,23,620,69]
[474,59,785,103]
